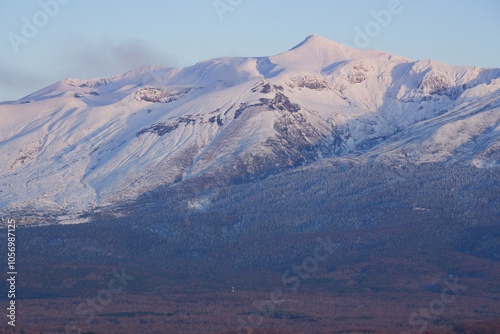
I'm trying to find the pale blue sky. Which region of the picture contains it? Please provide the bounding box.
[1,0,499,101]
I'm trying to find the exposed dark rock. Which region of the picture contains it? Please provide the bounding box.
[260,92,301,113]
[293,77,330,90]
[136,122,179,137]
[134,87,191,103]
[260,83,272,94]
[347,73,367,84]
[234,103,248,119]
[137,116,197,137]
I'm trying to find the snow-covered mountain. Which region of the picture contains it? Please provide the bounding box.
[1,34,500,219]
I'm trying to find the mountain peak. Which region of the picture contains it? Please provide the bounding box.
[270,34,358,71]
[290,34,349,52]
[269,34,410,72]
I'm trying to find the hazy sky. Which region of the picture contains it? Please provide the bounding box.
[1,0,499,101]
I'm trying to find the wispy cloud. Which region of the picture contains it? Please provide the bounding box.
[60,38,178,79]
[0,38,178,101]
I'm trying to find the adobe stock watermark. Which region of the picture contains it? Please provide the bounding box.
[7,0,71,54]
[213,0,243,21]
[344,0,412,49]
[401,276,467,334]
[236,236,338,332]
[64,268,134,334]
